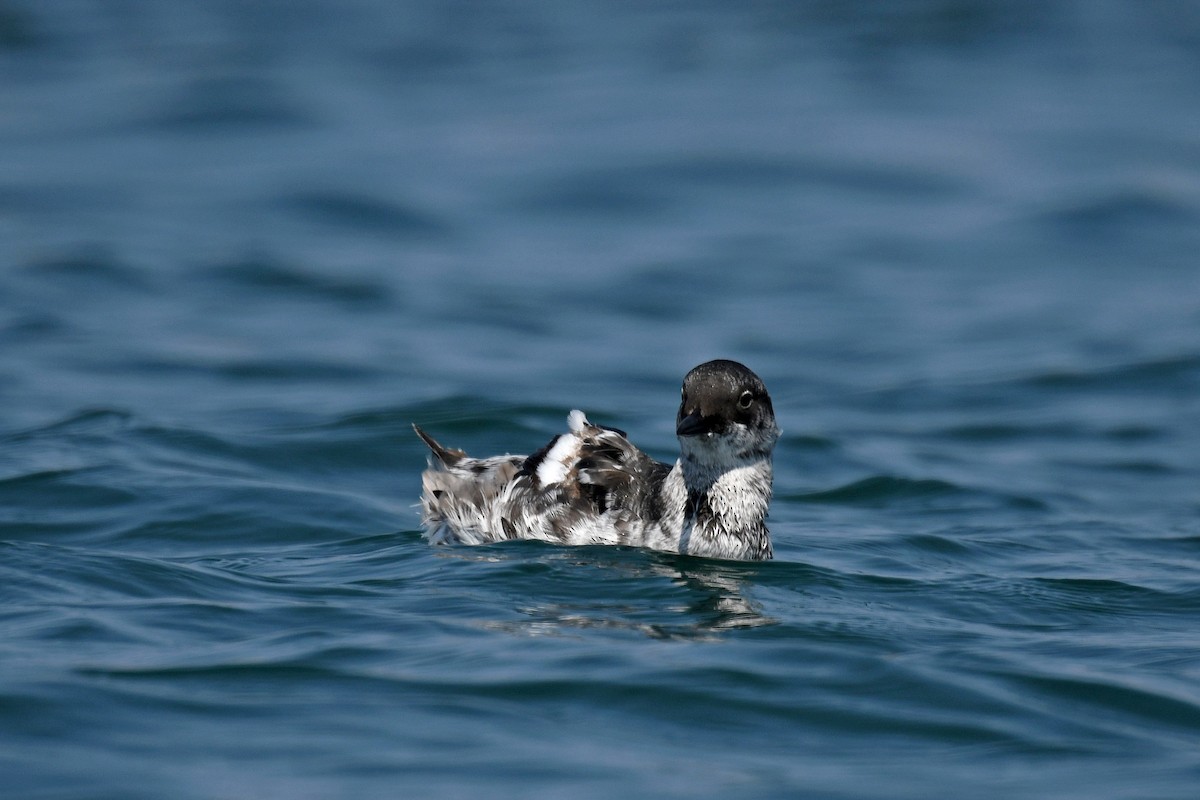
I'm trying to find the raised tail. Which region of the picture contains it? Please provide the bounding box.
[412,424,467,467]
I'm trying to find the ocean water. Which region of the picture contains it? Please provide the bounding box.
[3,1,1200,797]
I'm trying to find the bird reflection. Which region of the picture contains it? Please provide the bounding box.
[457,547,778,639]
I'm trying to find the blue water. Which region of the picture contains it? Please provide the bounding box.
[3,2,1200,797]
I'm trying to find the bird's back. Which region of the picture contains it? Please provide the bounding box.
[415,411,672,548]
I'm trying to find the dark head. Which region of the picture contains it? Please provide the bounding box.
[676,360,779,465]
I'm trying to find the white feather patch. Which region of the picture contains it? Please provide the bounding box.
[535,430,580,486]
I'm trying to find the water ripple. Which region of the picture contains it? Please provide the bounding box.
[791,475,1046,511]
[279,189,453,238]
[197,256,393,308]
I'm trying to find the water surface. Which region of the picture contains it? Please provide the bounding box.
[2,2,1199,798]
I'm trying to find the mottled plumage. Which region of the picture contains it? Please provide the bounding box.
[414,360,780,560]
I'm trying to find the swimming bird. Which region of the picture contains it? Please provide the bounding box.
[413,359,780,561]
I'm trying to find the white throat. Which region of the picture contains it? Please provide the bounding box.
[672,424,778,559]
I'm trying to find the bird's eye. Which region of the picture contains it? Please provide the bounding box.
[738,390,754,409]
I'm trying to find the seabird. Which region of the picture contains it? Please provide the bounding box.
[414,359,779,560]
